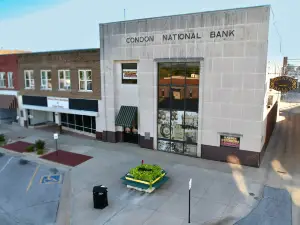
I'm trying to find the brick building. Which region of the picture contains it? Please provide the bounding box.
[17,48,101,137]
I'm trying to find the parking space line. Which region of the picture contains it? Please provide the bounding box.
[0,157,14,174]
[26,164,40,192]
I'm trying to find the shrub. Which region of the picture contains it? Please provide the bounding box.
[26,145,35,152]
[35,140,45,150]
[129,164,163,183]
[37,149,44,155]
[0,134,5,143]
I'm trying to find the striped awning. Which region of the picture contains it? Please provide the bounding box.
[0,95,18,109]
[115,106,137,127]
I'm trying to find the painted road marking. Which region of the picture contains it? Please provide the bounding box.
[26,165,40,192]
[0,157,14,174]
[40,174,62,184]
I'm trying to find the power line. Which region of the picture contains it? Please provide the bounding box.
[270,6,284,56]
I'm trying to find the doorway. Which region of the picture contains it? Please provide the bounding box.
[123,127,138,144]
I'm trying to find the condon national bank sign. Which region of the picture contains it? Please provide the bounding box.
[125,29,235,43]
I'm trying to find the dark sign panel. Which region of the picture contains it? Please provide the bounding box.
[22,96,47,107]
[220,135,240,148]
[269,76,297,93]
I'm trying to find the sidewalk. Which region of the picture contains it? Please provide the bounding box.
[1,106,300,225]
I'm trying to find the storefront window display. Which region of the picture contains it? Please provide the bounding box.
[61,113,96,134]
[157,110,171,139]
[157,62,200,156]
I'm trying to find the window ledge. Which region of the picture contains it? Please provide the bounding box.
[78,90,93,92]
[40,88,52,91]
[0,86,6,88]
[25,87,35,90]
[58,89,71,91]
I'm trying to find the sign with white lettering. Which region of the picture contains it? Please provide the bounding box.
[125,29,235,44]
[122,69,137,80]
[47,97,69,109]
[53,133,58,140]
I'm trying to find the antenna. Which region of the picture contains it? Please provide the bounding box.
[124,9,126,21]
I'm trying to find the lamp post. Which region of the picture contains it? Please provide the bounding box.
[188,178,192,223]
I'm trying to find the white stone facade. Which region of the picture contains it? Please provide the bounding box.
[99,5,271,156]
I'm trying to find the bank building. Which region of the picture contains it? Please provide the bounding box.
[97,4,279,168]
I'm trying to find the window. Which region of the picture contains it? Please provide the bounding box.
[40,70,52,90]
[0,72,5,87]
[158,63,171,85]
[58,70,71,90]
[24,70,34,89]
[7,72,13,88]
[122,63,137,84]
[61,113,95,134]
[157,62,200,156]
[78,70,92,91]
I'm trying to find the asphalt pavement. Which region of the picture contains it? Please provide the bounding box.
[0,153,64,225]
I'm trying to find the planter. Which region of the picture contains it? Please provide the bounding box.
[120,164,169,193]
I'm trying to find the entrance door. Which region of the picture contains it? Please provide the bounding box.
[123,127,138,144]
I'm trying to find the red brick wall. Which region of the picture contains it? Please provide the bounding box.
[0,54,19,90]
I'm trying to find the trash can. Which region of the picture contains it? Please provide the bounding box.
[93,185,108,209]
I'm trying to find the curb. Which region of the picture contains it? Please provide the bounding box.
[56,170,72,225]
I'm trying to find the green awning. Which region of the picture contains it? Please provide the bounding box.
[115,106,137,127]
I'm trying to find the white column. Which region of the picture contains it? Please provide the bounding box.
[55,112,61,125]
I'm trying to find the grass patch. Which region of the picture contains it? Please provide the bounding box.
[129,164,163,183]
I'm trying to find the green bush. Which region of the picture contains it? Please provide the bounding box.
[0,134,5,142]
[35,140,45,150]
[26,145,35,152]
[129,164,163,183]
[37,149,44,155]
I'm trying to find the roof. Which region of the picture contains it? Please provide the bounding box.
[99,4,271,25]
[0,50,31,55]
[19,48,100,56]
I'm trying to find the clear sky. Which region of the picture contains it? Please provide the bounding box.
[0,0,298,61]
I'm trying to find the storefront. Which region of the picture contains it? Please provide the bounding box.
[0,54,20,124]
[0,92,18,124]
[99,5,273,167]
[20,95,99,136]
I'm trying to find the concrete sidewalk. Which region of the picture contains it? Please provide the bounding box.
[0,102,300,224]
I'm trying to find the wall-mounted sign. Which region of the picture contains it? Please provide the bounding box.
[47,97,69,109]
[269,76,297,93]
[125,29,235,44]
[122,69,137,80]
[220,135,240,148]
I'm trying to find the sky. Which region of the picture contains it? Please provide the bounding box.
[0,0,299,61]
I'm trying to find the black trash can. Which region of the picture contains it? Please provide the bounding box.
[93,185,108,209]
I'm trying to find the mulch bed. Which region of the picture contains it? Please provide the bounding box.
[40,150,92,167]
[2,141,32,153]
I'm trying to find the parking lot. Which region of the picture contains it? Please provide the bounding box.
[0,153,65,225]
